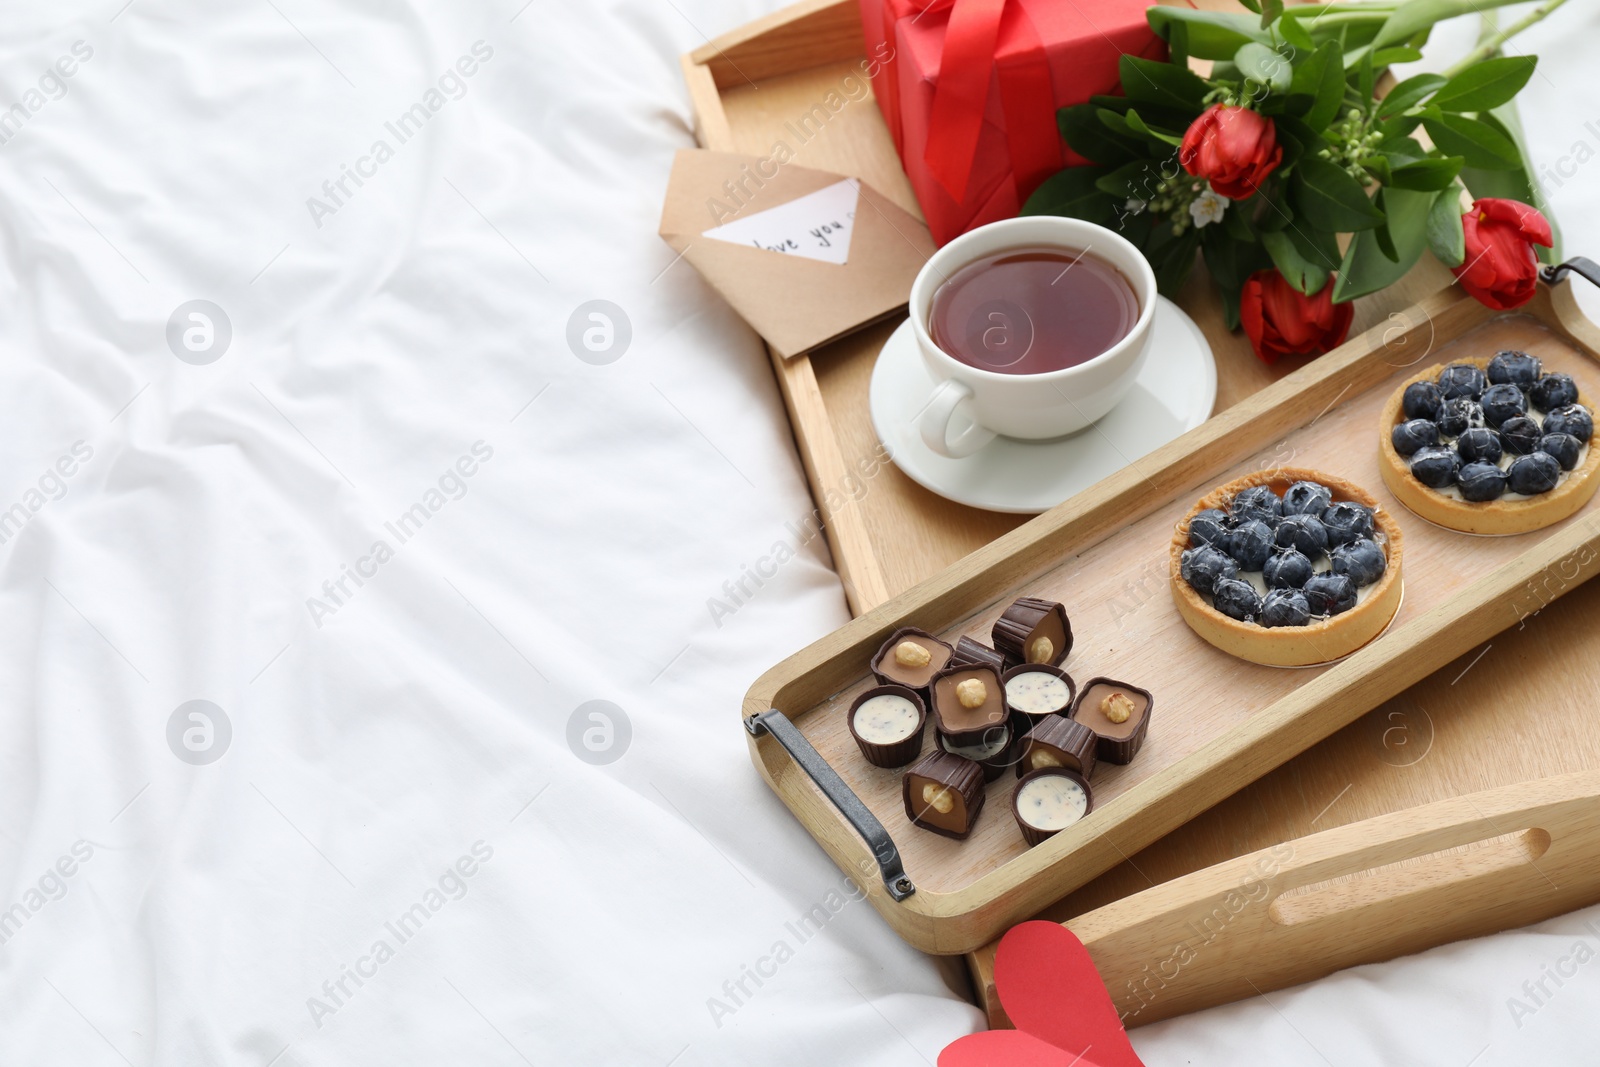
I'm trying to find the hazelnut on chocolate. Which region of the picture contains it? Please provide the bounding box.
[1016,715,1097,779]
[1071,677,1153,765]
[871,626,953,692]
[930,665,1006,743]
[992,597,1072,667]
[902,751,986,839]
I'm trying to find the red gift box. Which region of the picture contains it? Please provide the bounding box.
[860,0,1167,245]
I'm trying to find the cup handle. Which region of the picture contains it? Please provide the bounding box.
[919,379,996,459]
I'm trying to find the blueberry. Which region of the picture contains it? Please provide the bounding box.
[1538,432,1583,471]
[1409,446,1461,489]
[1457,461,1508,502]
[1180,544,1240,595]
[1303,573,1358,617]
[1330,537,1386,587]
[1456,427,1503,465]
[1320,501,1375,547]
[1260,589,1312,628]
[1507,451,1562,495]
[1226,519,1275,571]
[1530,373,1579,412]
[1478,383,1527,428]
[1390,418,1440,456]
[1187,508,1231,548]
[1229,485,1282,528]
[1212,577,1262,622]
[1437,398,1485,437]
[1487,350,1542,388]
[1499,416,1542,456]
[1543,404,1593,444]
[1402,381,1444,421]
[1438,363,1487,400]
[1274,513,1329,557]
[1282,480,1333,517]
[1263,547,1313,590]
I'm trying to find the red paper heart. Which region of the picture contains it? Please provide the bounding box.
[937,920,1146,1067]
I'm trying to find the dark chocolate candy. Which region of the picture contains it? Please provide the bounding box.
[992,596,1073,667]
[902,751,986,839]
[938,720,1014,783]
[930,664,1007,744]
[1015,714,1097,780]
[949,636,1008,673]
[1012,768,1093,847]
[1001,663,1077,724]
[847,685,927,769]
[871,626,953,692]
[1070,677,1153,765]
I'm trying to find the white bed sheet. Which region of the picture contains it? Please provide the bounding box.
[0,2,1596,1065]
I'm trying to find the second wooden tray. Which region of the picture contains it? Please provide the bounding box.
[743,283,1600,954]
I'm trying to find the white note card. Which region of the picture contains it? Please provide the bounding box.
[701,179,859,265]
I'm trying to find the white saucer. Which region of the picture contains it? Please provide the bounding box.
[869,296,1217,514]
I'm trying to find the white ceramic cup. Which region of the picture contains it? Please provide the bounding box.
[912,216,1158,458]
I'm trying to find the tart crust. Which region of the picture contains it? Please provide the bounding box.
[1169,467,1404,667]
[1377,360,1600,535]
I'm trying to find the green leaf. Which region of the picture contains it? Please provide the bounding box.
[1119,55,1208,114]
[1356,44,1375,105]
[1262,230,1328,294]
[1145,8,1269,59]
[1094,159,1169,199]
[1235,42,1293,93]
[1371,46,1424,67]
[1123,109,1184,148]
[1021,167,1114,226]
[1425,184,1466,268]
[1371,0,1529,51]
[1386,155,1463,191]
[1287,221,1341,273]
[1430,56,1538,113]
[1377,73,1446,119]
[1332,187,1433,303]
[1278,14,1313,51]
[1236,0,1260,12]
[1374,206,1399,261]
[1458,107,1561,264]
[1058,105,1142,166]
[1421,111,1521,170]
[1271,115,1318,168]
[1287,41,1345,132]
[1292,156,1385,231]
[1154,228,1202,298]
[1258,0,1284,30]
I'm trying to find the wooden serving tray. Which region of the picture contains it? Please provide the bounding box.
[743,282,1600,955]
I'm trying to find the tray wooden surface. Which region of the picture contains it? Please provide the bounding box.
[686,0,1600,1022]
[744,285,1600,954]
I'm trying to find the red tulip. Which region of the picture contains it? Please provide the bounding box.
[1452,197,1553,310]
[1240,270,1353,364]
[1180,104,1282,200]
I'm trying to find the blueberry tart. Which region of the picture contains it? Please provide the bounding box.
[1170,468,1403,666]
[1377,357,1600,534]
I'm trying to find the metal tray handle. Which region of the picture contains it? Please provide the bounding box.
[1542,256,1600,288]
[745,709,915,901]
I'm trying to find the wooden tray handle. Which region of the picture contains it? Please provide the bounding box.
[1024,771,1600,1028]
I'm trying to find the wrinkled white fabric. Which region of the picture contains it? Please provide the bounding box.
[0,2,1595,1065]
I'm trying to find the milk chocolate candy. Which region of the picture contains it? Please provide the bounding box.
[948,636,1008,673]
[992,597,1073,667]
[1070,677,1153,764]
[871,626,954,693]
[1012,768,1093,846]
[902,751,986,839]
[847,685,927,769]
[1001,663,1077,724]
[938,720,1014,783]
[1015,714,1097,780]
[930,664,1007,744]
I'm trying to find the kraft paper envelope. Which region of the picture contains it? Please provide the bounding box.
[659,149,936,359]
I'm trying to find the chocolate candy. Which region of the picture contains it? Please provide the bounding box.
[1071,677,1152,764]
[1012,768,1093,846]
[1015,714,1097,780]
[902,751,986,839]
[930,664,1007,744]
[871,626,953,693]
[938,720,1014,783]
[948,635,1008,673]
[992,596,1072,667]
[847,685,927,769]
[1001,663,1077,724]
